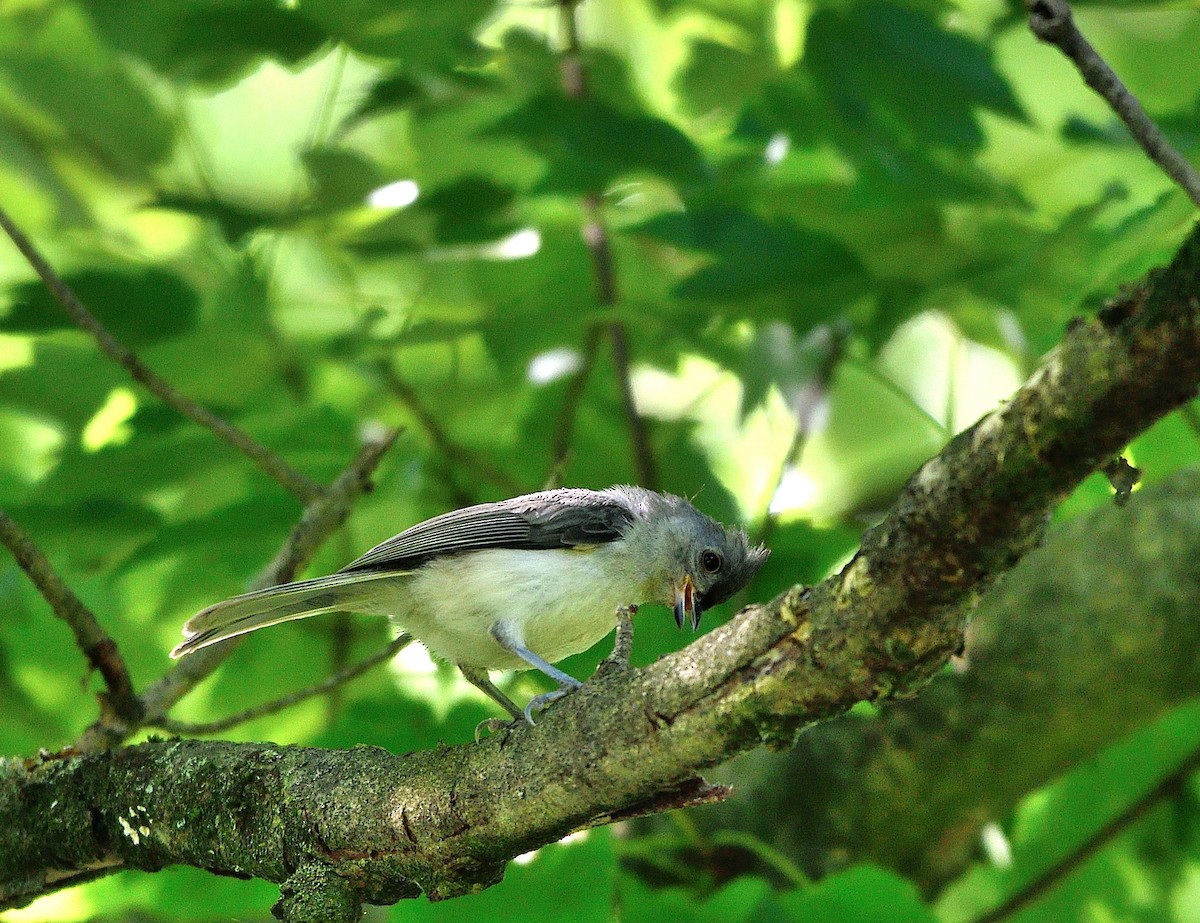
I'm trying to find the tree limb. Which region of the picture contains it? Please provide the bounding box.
[150,633,412,737]
[0,206,324,503]
[557,0,659,489]
[68,427,400,755]
[972,744,1200,923]
[377,361,521,495]
[1026,0,1200,208]
[4,221,1199,910]
[0,509,140,726]
[692,468,1200,891]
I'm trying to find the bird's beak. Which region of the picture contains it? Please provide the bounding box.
[674,576,700,631]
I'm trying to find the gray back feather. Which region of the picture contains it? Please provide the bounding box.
[339,487,641,573]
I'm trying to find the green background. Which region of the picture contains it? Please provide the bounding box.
[1,0,1199,919]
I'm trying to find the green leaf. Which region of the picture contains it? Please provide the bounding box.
[79,0,328,86]
[421,176,519,243]
[394,829,616,922]
[0,7,176,176]
[344,72,421,127]
[638,207,868,321]
[491,93,707,192]
[154,192,295,244]
[621,876,776,923]
[4,268,200,348]
[301,0,495,62]
[303,146,385,212]
[778,866,937,923]
[803,3,1023,151]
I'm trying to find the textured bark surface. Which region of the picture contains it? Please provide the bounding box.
[2,223,1199,912]
[699,469,1200,890]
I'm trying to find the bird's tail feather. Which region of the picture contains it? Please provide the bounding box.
[170,571,398,658]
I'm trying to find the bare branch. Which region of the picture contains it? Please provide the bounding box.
[1026,0,1200,208]
[549,322,603,482]
[71,427,400,752]
[150,633,412,737]
[972,745,1200,923]
[555,0,658,489]
[755,324,848,550]
[0,206,324,503]
[607,321,659,489]
[0,510,140,725]
[377,361,521,495]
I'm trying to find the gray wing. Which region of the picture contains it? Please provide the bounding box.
[339,488,638,574]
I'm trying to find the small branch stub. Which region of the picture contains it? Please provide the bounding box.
[274,863,360,923]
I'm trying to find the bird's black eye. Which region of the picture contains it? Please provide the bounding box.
[700,549,723,574]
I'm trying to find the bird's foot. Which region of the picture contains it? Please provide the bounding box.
[474,718,513,742]
[523,678,583,726]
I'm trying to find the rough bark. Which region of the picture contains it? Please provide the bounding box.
[697,468,1200,891]
[2,223,1199,912]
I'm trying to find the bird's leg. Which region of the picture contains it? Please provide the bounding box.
[597,604,636,676]
[459,663,526,740]
[489,622,583,725]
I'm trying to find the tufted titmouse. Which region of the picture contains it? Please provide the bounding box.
[171,486,768,723]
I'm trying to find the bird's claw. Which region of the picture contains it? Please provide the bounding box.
[474,718,513,742]
[523,680,582,726]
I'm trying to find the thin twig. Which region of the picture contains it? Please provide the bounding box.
[557,0,658,489]
[549,323,603,482]
[754,324,848,550]
[0,510,141,725]
[378,361,521,494]
[150,633,412,736]
[607,321,658,488]
[1027,0,1200,208]
[0,207,324,503]
[76,428,401,750]
[972,745,1200,923]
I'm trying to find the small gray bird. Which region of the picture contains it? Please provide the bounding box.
[171,486,767,724]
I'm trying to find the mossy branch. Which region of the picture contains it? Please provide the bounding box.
[3,223,1200,911]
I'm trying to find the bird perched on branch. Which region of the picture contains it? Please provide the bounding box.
[171,486,768,725]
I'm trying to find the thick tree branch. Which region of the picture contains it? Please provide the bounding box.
[0,207,323,503]
[0,509,140,726]
[1026,0,1200,208]
[694,469,1200,891]
[4,222,1199,910]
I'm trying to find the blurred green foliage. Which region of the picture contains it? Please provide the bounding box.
[0,0,1198,920]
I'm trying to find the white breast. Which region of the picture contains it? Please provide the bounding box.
[359,546,642,670]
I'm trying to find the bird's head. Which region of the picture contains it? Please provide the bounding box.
[642,497,768,631]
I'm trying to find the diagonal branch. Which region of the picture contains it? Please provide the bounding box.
[972,744,1200,923]
[0,510,140,725]
[135,428,401,728]
[377,361,521,495]
[1026,0,1200,208]
[549,323,603,483]
[68,427,401,754]
[0,207,324,503]
[5,221,1200,911]
[150,633,412,737]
